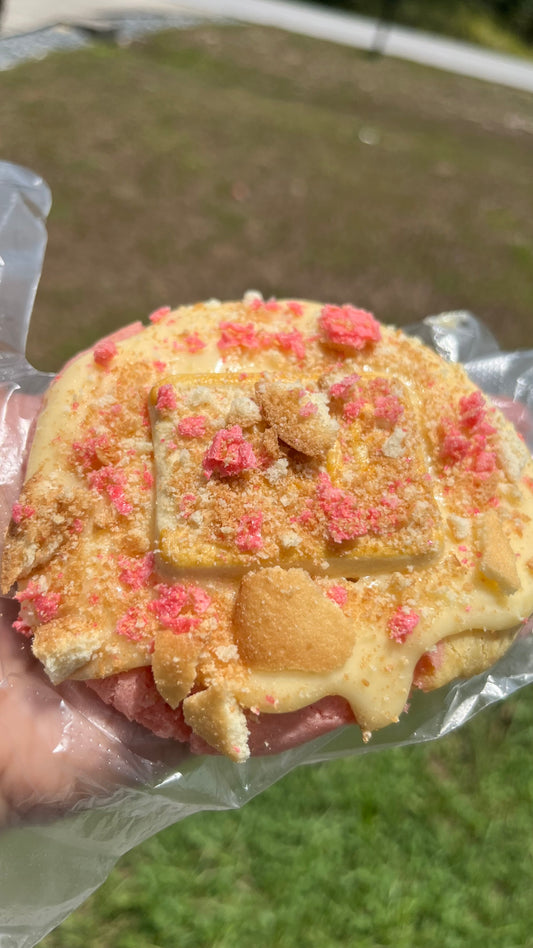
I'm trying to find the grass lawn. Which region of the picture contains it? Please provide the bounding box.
[0,25,532,371]
[1,22,533,948]
[39,694,533,948]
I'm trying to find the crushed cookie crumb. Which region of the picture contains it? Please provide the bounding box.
[15,581,61,624]
[183,332,206,353]
[280,530,302,549]
[202,426,259,479]
[149,582,211,633]
[236,511,264,552]
[382,426,406,458]
[156,384,178,413]
[149,305,171,324]
[11,503,35,524]
[177,415,208,438]
[215,644,239,662]
[388,606,420,643]
[226,395,262,428]
[93,340,117,366]
[326,585,348,608]
[319,304,381,352]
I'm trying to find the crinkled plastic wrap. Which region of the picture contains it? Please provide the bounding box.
[1,160,533,948]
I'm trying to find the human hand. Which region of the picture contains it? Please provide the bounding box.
[0,390,159,827]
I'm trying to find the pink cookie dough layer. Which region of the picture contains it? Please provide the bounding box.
[86,670,355,756]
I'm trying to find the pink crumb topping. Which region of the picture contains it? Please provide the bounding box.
[87,465,133,515]
[184,332,206,353]
[177,415,208,439]
[317,474,399,541]
[142,466,154,488]
[439,391,498,477]
[202,425,259,479]
[118,552,154,590]
[149,305,171,323]
[153,360,167,373]
[73,432,109,471]
[374,394,404,426]
[440,425,470,464]
[286,300,304,317]
[440,391,497,469]
[11,503,35,524]
[317,473,369,542]
[388,607,420,643]
[70,517,84,534]
[93,339,118,366]
[275,329,306,361]
[13,618,32,637]
[319,305,381,351]
[116,605,149,641]
[156,384,178,412]
[329,373,360,400]
[328,374,365,420]
[235,511,264,552]
[179,492,197,518]
[472,450,497,476]
[15,582,61,624]
[180,493,199,519]
[459,391,495,436]
[299,399,318,418]
[149,582,211,634]
[369,376,391,397]
[218,321,261,351]
[326,585,348,608]
[59,323,142,375]
[249,297,280,313]
[343,398,365,421]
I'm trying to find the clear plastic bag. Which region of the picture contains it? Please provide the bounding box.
[1,160,532,948]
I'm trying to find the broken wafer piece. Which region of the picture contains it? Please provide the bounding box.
[254,378,338,458]
[183,686,250,762]
[233,567,354,672]
[1,472,89,591]
[149,371,443,579]
[477,508,521,594]
[152,629,203,707]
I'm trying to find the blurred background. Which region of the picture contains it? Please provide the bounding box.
[1,1,533,945]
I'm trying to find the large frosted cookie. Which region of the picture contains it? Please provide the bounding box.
[3,295,533,760]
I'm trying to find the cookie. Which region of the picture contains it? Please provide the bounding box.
[3,295,533,760]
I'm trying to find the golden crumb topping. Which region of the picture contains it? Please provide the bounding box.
[150,370,443,580]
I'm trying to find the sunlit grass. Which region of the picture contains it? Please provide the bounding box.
[41,691,533,948]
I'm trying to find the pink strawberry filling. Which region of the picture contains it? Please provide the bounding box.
[86,670,356,755]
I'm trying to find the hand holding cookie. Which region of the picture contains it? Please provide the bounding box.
[0,390,153,826]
